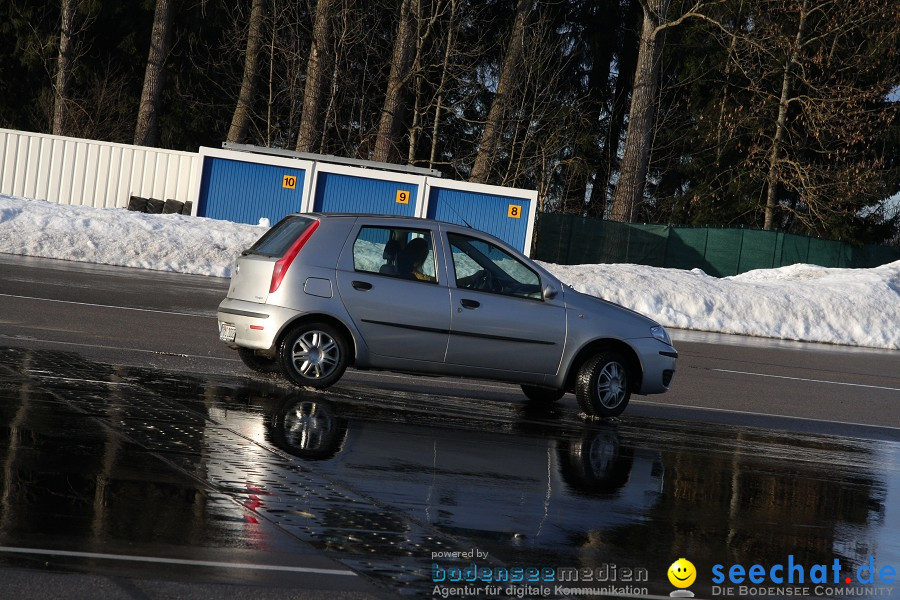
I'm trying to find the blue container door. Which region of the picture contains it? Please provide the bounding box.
[313,172,418,216]
[427,188,530,252]
[197,158,305,225]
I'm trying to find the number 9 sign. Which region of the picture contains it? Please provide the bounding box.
[395,190,410,204]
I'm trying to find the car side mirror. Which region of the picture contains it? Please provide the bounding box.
[543,284,558,300]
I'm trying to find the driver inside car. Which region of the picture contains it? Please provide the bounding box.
[396,237,436,282]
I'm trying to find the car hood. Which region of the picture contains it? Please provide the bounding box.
[564,287,660,333]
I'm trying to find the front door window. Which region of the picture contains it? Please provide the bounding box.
[447,233,541,299]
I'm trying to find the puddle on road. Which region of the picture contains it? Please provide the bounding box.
[0,346,898,598]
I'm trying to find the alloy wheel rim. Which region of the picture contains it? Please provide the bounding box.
[291,330,339,379]
[587,434,616,474]
[283,400,333,450]
[596,361,626,408]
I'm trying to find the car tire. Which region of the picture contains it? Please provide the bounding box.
[237,347,281,374]
[279,322,349,389]
[558,428,634,494]
[575,351,631,417]
[521,384,565,403]
[267,398,347,460]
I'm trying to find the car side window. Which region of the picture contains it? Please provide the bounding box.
[353,226,437,283]
[447,233,542,299]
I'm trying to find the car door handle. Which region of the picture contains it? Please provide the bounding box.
[351,280,372,291]
[460,299,480,309]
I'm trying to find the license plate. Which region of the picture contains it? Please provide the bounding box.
[219,323,236,343]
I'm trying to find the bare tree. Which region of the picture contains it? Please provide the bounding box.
[695,0,900,235]
[502,13,583,198]
[609,0,672,221]
[426,0,460,169]
[589,0,641,217]
[227,0,268,144]
[756,0,809,230]
[372,0,416,163]
[609,0,731,222]
[134,0,175,146]
[295,0,336,152]
[51,0,78,135]
[469,0,533,184]
[406,0,445,164]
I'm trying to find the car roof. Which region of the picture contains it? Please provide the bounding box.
[303,212,425,219]
[298,212,460,227]
[293,213,524,254]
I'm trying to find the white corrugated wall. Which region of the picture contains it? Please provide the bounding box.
[0,128,198,209]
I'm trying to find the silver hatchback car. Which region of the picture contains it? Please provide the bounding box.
[217,214,676,417]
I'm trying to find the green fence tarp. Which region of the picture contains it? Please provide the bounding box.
[533,213,900,275]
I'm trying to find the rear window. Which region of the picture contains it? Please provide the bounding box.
[242,216,316,257]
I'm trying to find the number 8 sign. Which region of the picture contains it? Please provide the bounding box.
[508,204,522,218]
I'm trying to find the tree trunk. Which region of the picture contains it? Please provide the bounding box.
[590,0,640,216]
[266,12,275,146]
[406,0,426,165]
[565,0,617,214]
[134,0,174,147]
[52,0,78,136]
[764,0,808,230]
[296,0,336,153]
[428,0,458,170]
[427,0,460,169]
[227,0,267,144]
[372,0,416,163]
[609,0,668,222]
[469,0,532,184]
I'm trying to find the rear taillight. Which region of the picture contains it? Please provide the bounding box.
[269,220,320,293]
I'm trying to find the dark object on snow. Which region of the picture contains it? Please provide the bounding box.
[145,198,165,214]
[180,201,193,215]
[163,199,184,214]
[127,196,148,212]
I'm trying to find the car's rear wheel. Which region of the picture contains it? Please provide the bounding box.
[521,384,565,403]
[279,322,349,389]
[268,398,347,460]
[237,347,281,374]
[575,352,631,418]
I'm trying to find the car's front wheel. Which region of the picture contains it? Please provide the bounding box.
[279,322,349,389]
[521,384,565,403]
[575,352,632,418]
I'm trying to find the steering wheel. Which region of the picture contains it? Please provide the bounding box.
[472,269,501,292]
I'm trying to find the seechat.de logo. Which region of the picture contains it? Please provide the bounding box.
[668,558,696,598]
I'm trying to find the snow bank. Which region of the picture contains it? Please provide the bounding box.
[0,195,261,277]
[1,195,898,349]
[545,261,900,350]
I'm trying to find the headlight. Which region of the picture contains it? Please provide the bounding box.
[650,325,671,345]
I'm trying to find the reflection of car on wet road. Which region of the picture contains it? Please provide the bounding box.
[264,395,664,549]
[217,213,677,417]
[267,397,348,461]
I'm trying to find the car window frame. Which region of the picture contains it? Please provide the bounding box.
[445,231,544,301]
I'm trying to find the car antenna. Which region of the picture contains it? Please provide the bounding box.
[441,197,473,228]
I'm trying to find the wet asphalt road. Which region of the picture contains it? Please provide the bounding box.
[1,253,897,436]
[1,253,899,599]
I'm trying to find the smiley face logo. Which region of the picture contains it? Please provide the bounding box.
[668,558,696,588]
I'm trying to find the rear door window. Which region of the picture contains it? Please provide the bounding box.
[353,226,437,283]
[243,216,315,257]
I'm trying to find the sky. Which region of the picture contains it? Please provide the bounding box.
[1,194,898,350]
